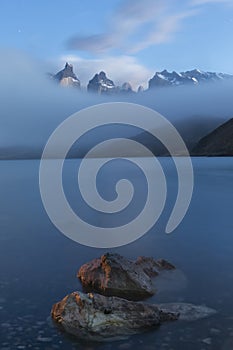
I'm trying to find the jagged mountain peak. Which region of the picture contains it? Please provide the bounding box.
[65,62,73,68]
[53,62,81,89]
[99,71,107,78]
[121,82,133,91]
[51,64,233,93]
[87,71,115,94]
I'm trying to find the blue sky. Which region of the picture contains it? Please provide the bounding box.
[0,0,233,87]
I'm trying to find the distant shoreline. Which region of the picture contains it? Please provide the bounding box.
[0,155,233,161]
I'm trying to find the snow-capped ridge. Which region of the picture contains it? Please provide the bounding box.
[149,69,233,89]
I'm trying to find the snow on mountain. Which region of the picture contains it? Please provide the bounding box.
[87,71,116,94]
[51,64,233,93]
[149,69,233,89]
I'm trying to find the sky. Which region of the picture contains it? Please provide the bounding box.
[0,0,233,88]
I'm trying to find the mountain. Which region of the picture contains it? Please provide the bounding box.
[87,71,116,94]
[53,62,81,89]
[137,85,144,93]
[120,82,134,94]
[149,69,233,89]
[192,118,233,156]
[51,64,233,93]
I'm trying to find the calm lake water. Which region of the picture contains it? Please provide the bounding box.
[1,157,233,350]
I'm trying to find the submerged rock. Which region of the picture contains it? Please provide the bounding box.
[51,291,178,341]
[78,253,155,300]
[157,303,217,321]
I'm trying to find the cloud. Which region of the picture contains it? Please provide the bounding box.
[0,50,103,151]
[66,0,196,54]
[128,10,196,54]
[192,0,232,5]
[67,34,118,55]
[58,55,153,89]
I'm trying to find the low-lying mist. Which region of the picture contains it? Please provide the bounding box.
[0,50,232,158]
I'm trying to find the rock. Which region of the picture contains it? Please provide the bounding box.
[135,257,175,277]
[210,328,221,334]
[78,253,156,300]
[157,303,217,321]
[135,256,159,277]
[202,338,212,345]
[36,337,52,342]
[78,253,176,300]
[51,291,178,341]
[155,259,176,271]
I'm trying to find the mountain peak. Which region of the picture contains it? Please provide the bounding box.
[53,63,80,89]
[121,82,133,93]
[65,62,73,69]
[51,64,233,93]
[99,71,107,78]
[87,71,115,94]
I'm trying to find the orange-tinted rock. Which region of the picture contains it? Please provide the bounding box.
[51,291,178,341]
[78,253,155,300]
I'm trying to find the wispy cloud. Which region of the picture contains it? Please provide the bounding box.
[192,0,232,5]
[128,10,196,54]
[66,0,196,54]
[67,34,117,55]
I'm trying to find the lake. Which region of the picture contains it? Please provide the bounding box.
[0,157,233,350]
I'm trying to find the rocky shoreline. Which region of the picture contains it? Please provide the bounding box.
[51,253,216,342]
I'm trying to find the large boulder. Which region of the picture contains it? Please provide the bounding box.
[78,253,175,300]
[51,291,178,341]
[78,253,154,300]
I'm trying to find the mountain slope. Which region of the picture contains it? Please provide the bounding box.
[149,69,233,89]
[192,118,233,156]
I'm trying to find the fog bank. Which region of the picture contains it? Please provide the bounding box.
[0,50,232,158]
